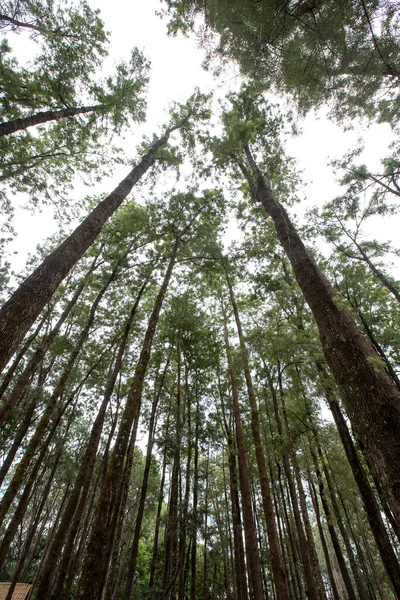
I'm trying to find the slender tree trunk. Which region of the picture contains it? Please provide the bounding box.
[77,239,180,600]
[319,446,371,600]
[149,427,169,588]
[0,310,48,400]
[0,122,181,371]
[240,145,400,521]
[221,298,264,600]
[4,448,62,600]
[190,391,200,600]
[226,277,290,600]
[267,365,326,600]
[355,241,400,304]
[308,474,341,600]
[178,367,192,600]
[203,447,210,600]
[0,104,103,137]
[162,346,182,595]
[123,358,168,600]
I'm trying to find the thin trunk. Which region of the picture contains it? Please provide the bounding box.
[241,146,400,521]
[0,104,103,137]
[77,239,180,600]
[162,346,182,594]
[178,369,192,600]
[0,310,48,400]
[203,447,210,600]
[319,446,371,600]
[308,474,341,600]
[355,241,400,304]
[4,449,62,600]
[149,428,169,588]
[268,364,326,600]
[226,277,289,600]
[123,359,169,599]
[190,391,200,600]
[221,297,263,600]
[0,121,181,371]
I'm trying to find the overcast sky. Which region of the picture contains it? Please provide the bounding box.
[3,0,398,274]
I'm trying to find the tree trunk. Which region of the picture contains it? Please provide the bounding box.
[266,365,326,600]
[310,445,358,600]
[308,474,341,600]
[149,426,169,588]
[0,260,120,522]
[240,145,400,524]
[0,104,103,137]
[0,123,180,371]
[0,250,99,428]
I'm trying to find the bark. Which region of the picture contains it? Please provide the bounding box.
[0,121,181,372]
[221,298,264,600]
[0,104,103,137]
[226,276,290,600]
[240,145,400,525]
[77,239,180,600]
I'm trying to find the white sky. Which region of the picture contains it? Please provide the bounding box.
[3,0,399,273]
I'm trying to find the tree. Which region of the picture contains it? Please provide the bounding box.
[161,0,400,124]
[0,91,211,372]
[205,83,400,528]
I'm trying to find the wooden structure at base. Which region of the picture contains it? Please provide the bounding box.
[0,583,32,600]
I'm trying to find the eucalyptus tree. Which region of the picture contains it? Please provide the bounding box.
[161,0,400,124]
[0,91,212,373]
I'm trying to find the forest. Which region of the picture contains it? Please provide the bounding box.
[0,1,400,599]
